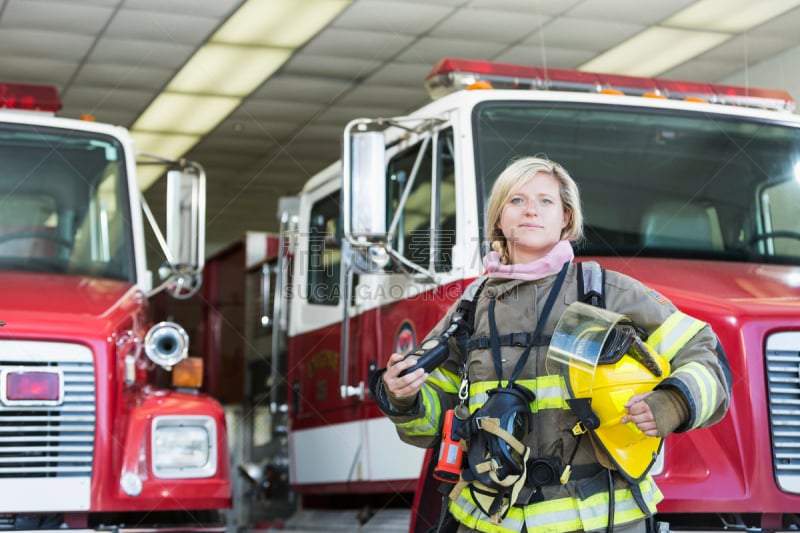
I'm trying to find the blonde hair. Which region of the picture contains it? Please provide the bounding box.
[486,156,584,264]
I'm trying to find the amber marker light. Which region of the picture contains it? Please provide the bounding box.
[172,357,204,389]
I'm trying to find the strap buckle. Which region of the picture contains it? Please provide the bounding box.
[572,421,588,436]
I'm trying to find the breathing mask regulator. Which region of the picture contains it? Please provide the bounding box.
[546,301,671,483]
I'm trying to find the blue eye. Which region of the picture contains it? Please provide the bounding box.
[510,197,526,206]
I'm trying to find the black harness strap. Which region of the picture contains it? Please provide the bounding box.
[457,276,489,334]
[468,333,551,351]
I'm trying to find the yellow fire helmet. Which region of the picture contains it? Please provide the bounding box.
[546,302,671,482]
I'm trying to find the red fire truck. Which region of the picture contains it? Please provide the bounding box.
[249,58,800,532]
[0,82,231,530]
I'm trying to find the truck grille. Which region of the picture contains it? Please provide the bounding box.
[767,331,800,494]
[0,340,95,478]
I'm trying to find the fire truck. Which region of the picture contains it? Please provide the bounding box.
[0,82,231,530]
[255,58,800,532]
[182,59,800,532]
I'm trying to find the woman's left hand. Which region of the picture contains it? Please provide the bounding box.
[622,392,658,437]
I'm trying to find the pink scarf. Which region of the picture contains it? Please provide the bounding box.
[483,240,574,281]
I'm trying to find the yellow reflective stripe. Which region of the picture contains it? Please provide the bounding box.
[576,480,661,531]
[534,375,569,411]
[467,376,567,414]
[396,384,440,436]
[450,477,662,532]
[673,361,718,427]
[648,311,707,361]
[449,492,526,533]
[524,496,583,532]
[428,365,460,393]
[534,374,562,390]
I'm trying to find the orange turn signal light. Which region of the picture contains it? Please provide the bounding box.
[172,357,204,389]
[467,80,493,90]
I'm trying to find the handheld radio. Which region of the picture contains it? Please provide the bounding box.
[398,320,462,377]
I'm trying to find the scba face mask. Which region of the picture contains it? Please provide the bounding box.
[456,383,535,522]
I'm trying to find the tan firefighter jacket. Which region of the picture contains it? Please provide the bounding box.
[377,261,731,533]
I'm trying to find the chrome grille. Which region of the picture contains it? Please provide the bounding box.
[0,340,95,478]
[767,331,800,494]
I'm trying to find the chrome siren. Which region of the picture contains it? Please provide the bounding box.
[144,322,189,369]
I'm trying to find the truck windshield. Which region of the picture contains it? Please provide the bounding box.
[0,124,133,280]
[475,103,800,265]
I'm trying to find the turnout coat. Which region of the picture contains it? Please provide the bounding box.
[376,261,731,533]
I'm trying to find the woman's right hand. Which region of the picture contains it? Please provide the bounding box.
[383,352,428,400]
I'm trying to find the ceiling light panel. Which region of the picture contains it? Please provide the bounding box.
[133,93,240,134]
[579,27,730,77]
[167,44,292,96]
[664,0,800,33]
[132,132,201,158]
[214,0,351,47]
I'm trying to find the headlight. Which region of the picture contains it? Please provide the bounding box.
[151,415,217,478]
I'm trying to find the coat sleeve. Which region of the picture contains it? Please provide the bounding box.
[373,300,463,449]
[603,270,732,433]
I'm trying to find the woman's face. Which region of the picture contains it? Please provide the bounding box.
[498,172,569,264]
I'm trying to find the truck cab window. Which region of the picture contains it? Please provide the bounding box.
[755,177,800,256]
[474,105,800,265]
[0,126,132,279]
[387,128,456,272]
[307,191,341,305]
[435,130,456,272]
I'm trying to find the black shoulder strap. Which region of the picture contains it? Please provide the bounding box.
[577,261,605,308]
[455,275,489,335]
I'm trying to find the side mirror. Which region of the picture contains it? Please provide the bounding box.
[166,165,206,271]
[346,131,386,240]
[158,163,205,299]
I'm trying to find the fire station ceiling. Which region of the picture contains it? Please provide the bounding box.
[3,0,800,257]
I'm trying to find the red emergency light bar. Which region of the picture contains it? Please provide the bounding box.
[424,57,795,113]
[0,82,62,112]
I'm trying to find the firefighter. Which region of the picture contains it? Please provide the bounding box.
[372,157,731,533]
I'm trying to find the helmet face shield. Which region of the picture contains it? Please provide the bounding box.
[546,302,629,396]
[547,302,671,482]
